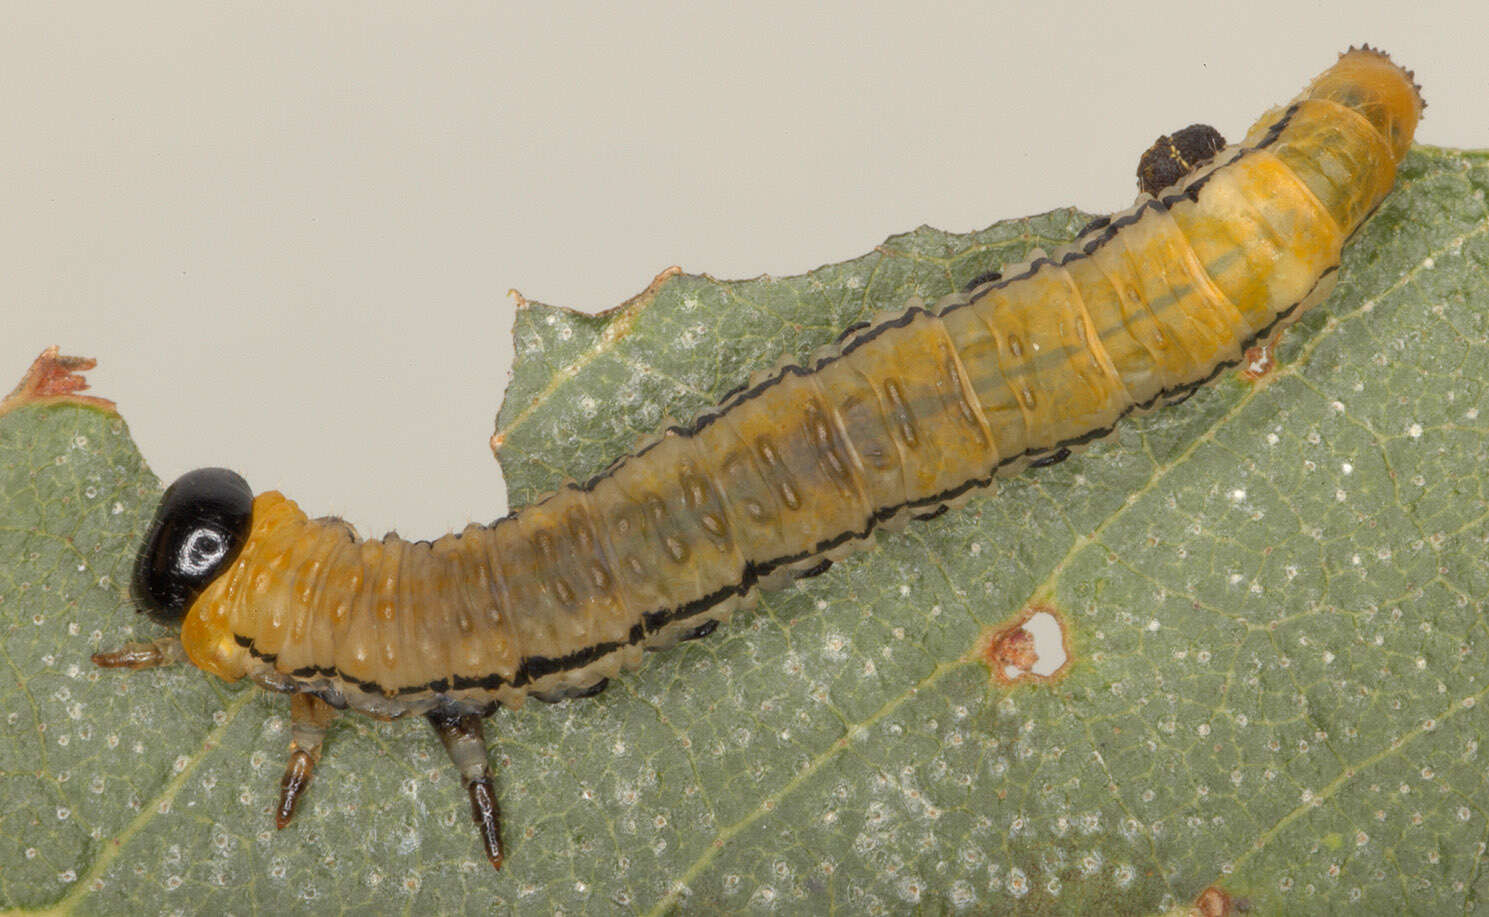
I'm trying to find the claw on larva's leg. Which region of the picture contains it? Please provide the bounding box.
[428,710,503,870]
[276,693,338,830]
[91,636,186,669]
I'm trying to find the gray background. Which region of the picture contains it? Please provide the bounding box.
[5,2,1486,538]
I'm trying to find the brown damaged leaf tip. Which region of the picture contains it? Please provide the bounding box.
[0,345,117,418]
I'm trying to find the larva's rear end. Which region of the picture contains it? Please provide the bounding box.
[1247,47,1423,237]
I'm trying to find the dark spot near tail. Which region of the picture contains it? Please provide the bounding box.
[1029,447,1072,468]
[1137,123,1227,196]
[962,269,1003,292]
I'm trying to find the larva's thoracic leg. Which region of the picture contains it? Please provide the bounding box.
[91,636,186,669]
[428,710,503,870]
[275,693,339,829]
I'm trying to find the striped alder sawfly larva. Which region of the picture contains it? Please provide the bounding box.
[94,47,1424,870]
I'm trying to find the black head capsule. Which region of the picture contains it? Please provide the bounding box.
[131,467,254,624]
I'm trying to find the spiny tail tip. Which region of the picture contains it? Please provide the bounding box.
[1341,44,1426,112]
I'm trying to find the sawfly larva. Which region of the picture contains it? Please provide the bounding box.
[95,47,1424,871]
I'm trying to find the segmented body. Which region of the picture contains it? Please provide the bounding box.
[178,50,1421,724]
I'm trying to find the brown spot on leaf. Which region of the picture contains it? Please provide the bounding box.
[992,627,1038,670]
[1239,337,1279,381]
[0,346,116,419]
[975,603,1073,687]
[1195,885,1232,917]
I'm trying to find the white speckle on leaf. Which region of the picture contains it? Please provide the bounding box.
[896,875,924,903]
[950,880,976,908]
[1006,867,1029,898]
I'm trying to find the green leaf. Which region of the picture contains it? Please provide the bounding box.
[3,147,1487,914]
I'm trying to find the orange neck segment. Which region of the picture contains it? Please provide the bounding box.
[179,491,306,681]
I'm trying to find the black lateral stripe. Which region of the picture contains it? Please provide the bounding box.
[239,103,1319,708]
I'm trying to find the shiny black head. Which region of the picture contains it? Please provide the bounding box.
[131,467,254,624]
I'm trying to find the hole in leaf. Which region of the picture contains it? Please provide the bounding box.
[977,604,1071,686]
